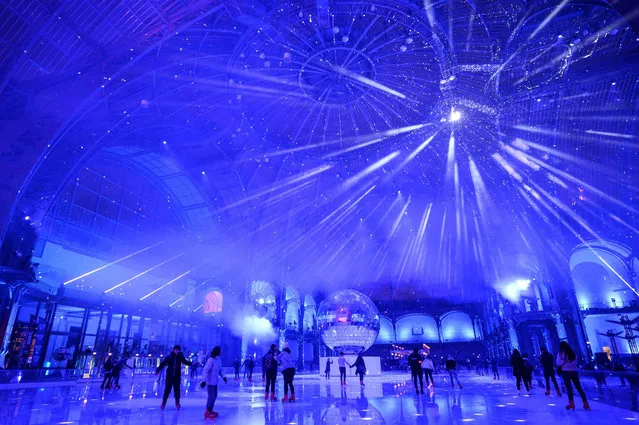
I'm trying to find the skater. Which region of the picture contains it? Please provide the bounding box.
[190,355,199,379]
[277,346,296,402]
[262,354,267,382]
[350,353,367,386]
[263,344,279,401]
[200,346,227,419]
[421,353,435,387]
[111,356,132,389]
[155,345,193,410]
[245,356,255,382]
[557,341,590,411]
[233,358,241,381]
[522,354,534,391]
[446,355,462,389]
[408,348,424,394]
[100,355,114,389]
[491,357,500,380]
[510,349,529,394]
[325,358,333,379]
[540,347,561,396]
[338,352,349,385]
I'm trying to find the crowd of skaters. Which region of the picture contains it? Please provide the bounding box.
[98,339,595,418]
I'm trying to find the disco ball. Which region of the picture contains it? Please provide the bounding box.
[318,290,380,354]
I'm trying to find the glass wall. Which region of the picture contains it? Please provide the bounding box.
[3,298,222,370]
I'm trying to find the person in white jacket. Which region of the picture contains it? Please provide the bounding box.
[556,341,589,411]
[200,346,227,419]
[276,347,296,402]
[421,352,435,388]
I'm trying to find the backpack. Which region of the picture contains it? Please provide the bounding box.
[264,351,276,371]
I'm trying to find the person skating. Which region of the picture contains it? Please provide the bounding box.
[233,358,241,381]
[100,355,114,389]
[276,346,296,402]
[522,354,534,391]
[261,354,267,383]
[540,347,561,396]
[263,344,280,401]
[200,346,227,419]
[445,355,462,389]
[510,349,529,394]
[338,352,350,386]
[407,348,424,394]
[350,353,367,386]
[325,358,333,380]
[421,353,435,388]
[557,341,590,411]
[111,356,132,389]
[245,357,255,382]
[491,358,500,380]
[155,345,193,410]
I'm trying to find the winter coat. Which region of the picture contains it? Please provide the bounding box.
[407,352,423,372]
[202,357,225,386]
[156,352,192,379]
[540,351,555,374]
[276,350,296,371]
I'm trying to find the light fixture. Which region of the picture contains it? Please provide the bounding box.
[450,109,462,122]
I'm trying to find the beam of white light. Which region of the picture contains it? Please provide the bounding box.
[104,251,188,294]
[422,0,436,27]
[527,182,639,297]
[514,146,638,213]
[319,185,377,226]
[415,203,433,273]
[215,164,332,212]
[259,124,427,158]
[139,270,192,301]
[332,66,407,99]
[585,130,636,139]
[344,151,400,188]
[63,241,165,285]
[389,197,411,239]
[445,132,456,181]
[610,214,639,235]
[501,143,541,171]
[528,0,571,40]
[193,304,204,312]
[547,173,568,189]
[514,138,594,168]
[323,138,383,159]
[492,153,523,182]
[469,157,492,219]
[400,132,439,167]
[169,281,208,307]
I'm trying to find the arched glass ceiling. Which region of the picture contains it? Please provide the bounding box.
[0,0,638,302]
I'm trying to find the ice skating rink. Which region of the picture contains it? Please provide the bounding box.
[1,372,637,425]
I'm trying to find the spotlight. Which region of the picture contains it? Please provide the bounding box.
[450,109,462,122]
[201,171,206,175]
[515,279,531,290]
[24,216,30,221]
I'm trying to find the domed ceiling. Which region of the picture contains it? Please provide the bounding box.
[0,0,638,303]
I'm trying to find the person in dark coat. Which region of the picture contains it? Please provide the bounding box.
[510,349,529,393]
[540,347,561,396]
[522,354,534,391]
[407,348,424,394]
[350,353,367,386]
[263,344,280,401]
[100,356,114,389]
[155,345,192,410]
